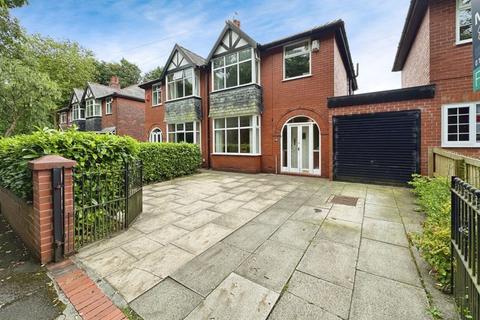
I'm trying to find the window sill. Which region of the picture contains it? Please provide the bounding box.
[211,83,259,94]
[166,95,201,103]
[211,153,262,157]
[152,103,163,107]
[282,74,312,82]
[441,143,480,148]
[105,113,112,116]
[456,39,472,46]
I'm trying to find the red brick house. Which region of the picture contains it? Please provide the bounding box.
[58,76,145,141]
[141,20,357,177]
[327,0,480,184]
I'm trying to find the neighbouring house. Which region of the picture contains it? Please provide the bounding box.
[327,0,480,184]
[58,76,145,140]
[141,19,357,177]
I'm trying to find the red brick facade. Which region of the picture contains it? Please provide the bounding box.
[103,96,145,141]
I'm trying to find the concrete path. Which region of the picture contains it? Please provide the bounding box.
[76,171,432,320]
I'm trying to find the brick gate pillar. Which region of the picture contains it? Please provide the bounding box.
[29,155,77,264]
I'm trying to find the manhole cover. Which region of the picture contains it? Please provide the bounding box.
[330,195,358,207]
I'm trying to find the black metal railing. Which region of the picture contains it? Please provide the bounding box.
[451,177,480,320]
[73,161,143,249]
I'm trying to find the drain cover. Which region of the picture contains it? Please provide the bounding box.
[331,195,358,207]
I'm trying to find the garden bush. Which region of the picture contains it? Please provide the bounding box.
[409,174,451,291]
[138,142,201,184]
[0,128,138,200]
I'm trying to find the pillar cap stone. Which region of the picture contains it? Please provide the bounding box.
[28,155,77,171]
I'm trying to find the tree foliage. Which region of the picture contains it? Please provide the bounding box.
[95,58,141,88]
[142,66,163,82]
[0,6,25,58]
[0,57,60,137]
[0,0,28,9]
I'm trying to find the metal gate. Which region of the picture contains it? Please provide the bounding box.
[451,177,480,320]
[333,110,420,185]
[73,161,143,249]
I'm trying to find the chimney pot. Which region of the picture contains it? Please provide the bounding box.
[109,75,120,89]
[232,19,241,28]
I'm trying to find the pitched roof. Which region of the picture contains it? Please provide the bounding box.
[392,0,428,71]
[85,82,145,101]
[73,88,84,100]
[178,45,207,67]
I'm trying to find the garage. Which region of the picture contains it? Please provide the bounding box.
[333,110,420,185]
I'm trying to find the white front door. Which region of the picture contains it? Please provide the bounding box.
[284,123,314,174]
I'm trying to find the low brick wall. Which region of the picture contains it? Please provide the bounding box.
[0,187,36,259]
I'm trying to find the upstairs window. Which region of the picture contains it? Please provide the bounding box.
[152,84,162,106]
[72,103,85,120]
[105,98,113,115]
[85,99,101,117]
[212,48,254,91]
[284,40,311,80]
[442,103,480,147]
[167,68,199,101]
[457,0,472,43]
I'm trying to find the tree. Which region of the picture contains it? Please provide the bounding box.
[0,6,25,58]
[142,66,163,82]
[0,0,28,9]
[0,57,60,136]
[27,35,98,107]
[95,58,141,88]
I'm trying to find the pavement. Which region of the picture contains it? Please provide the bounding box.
[0,213,68,320]
[74,170,445,320]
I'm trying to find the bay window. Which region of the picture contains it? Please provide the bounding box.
[212,48,259,91]
[152,84,161,106]
[457,0,472,43]
[284,40,311,80]
[442,103,480,147]
[214,115,260,154]
[72,103,85,120]
[85,99,101,117]
[167,121,200,144]
[166,68,199,101]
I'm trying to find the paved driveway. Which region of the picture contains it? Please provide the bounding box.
[76,170,430,320]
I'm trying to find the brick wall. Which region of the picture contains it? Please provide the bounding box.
[144,86,167,142]
[116,97,145,141]
[402,7,430,87]
[333,39,349,96]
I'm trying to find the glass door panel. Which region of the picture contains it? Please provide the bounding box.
[301,125,310,172]
[290,126,298,170]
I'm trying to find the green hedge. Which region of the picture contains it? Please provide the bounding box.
[0,128,138,200]
[138,142,201,184]
[409,174,451,291]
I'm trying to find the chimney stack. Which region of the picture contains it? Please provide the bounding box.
[232,19,241,28]
[109,75,120,89]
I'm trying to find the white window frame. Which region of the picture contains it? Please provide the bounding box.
[212,115,261,155]
[152,83,162,106]
[442,102,480,147]
[85,98,101,117]
[166,121,201,145]
[105,98,113,115]
[60,112,67,124]
[456,0,473,45]
[166,68,199,102]
[149,128,163,143]
[283,39,312,81]
[72,103,85,120]
[211,48,258,92]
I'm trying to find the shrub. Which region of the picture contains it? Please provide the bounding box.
[138,142,201,184]
[409,174,451,291]
[0,128,138,200]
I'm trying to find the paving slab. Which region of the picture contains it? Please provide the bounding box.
[253,206,293,226]
[365,193,396,206]
[173,223,233,255]
[268,292,341,320]
[269,220,319,250]
[233,191,259,202]
[364,204,401,223]
[357,238,421,287]
[212,212,256,230]
[241,198,277,212]
[362,218,409,247]
[258,190,289,201]
[235,239,304,293]
[173,209,222,231]
[211,199,245,213]
[133,244,194,278]
[204,192,236,204]
[120,236,164,259]
[146,224,189,245]
[105,266,161,302]
[290,205,328,224]
[316,218,361,248]
[131,278,203,320]
[271,197,305,211]
[297,238,357,289]
[174,201,215,216]
[172,242,250,297]
[287,271,352,319]
[133,211,184,233]
[76,228,143,258]
[185,273,279,320]
[223,221,278,252]
[81,247,137,277]
[328,204,363,224]
[350,271,429,320]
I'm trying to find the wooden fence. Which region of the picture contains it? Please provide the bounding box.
[429,148,480,188]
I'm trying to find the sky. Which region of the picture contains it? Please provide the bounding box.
[11,0,410,93]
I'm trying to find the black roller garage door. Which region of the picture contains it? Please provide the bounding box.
[333,110,420,185]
